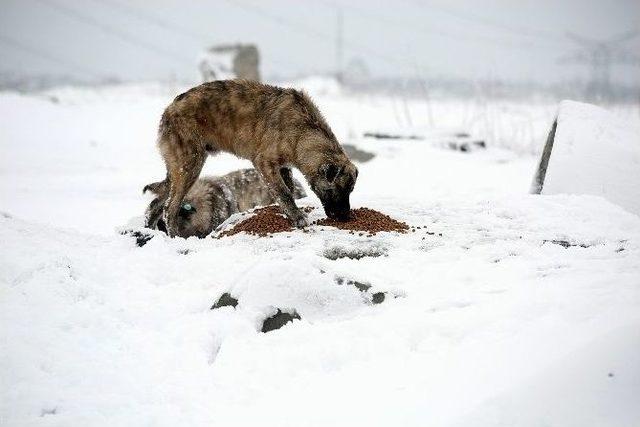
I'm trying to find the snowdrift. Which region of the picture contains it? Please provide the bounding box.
[3,191,640,426]
[2,84,640,426]
[533,100,640,216]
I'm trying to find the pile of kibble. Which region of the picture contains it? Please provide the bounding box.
[315,207,409,235]
[219,205,410,237]
[219,206,294,237]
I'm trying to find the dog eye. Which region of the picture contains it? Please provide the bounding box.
[323,164,340,182]
[179,203,196,217]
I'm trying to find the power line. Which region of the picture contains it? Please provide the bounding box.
[336,8,344,80]
[565,30,640,50]
[33,0,193,64]
[559,30,640,101]
[221,0,436,75]
[0,33,104,78]
[88,0,210,43]
[221,0,330,44]
[321,0,565,51]
[90,0,309,74]
[413,0,566,44]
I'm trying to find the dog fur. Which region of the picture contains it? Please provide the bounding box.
[144,168,306,238]
[145,79,357,237]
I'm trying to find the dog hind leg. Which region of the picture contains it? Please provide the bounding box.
[163,149,206,237]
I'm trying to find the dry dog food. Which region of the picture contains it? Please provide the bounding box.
[220,205,409,237]
[316,207,409,234]
[219,206,294,237]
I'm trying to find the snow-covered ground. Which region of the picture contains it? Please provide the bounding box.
[1,80,639,426]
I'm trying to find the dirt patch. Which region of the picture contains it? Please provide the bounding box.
[323,244,387,260]
[211,292,238,309]
[316,208,409,235]
[335,277,386,304]
[121,229,154,247]
[543,239,590,249]
[262,309,301,333]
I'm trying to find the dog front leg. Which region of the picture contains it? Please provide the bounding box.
[280,167,296,194]
[256,157,308,227]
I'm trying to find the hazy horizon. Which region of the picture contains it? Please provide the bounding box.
[1,0,639,86]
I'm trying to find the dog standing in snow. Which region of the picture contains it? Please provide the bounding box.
[145,79,358,237]
[144,168,306,238]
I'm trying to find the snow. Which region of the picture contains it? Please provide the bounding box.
[539,100,640,216]
[1,82,640,426]
[459,323,640,427]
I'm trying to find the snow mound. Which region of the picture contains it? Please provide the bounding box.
[538,100,640,216]
[2,192,640,426]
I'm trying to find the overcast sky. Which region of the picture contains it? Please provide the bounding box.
[1,0,639,85]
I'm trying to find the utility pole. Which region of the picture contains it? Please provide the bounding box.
[336,7,344,83]
[559,30,640,102]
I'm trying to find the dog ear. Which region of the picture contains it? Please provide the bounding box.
[320,163,341,182]
[143,181,165,195]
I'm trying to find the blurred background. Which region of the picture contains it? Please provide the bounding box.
[1,0,639,103]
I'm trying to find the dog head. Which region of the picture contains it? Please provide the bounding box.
[156,202,199,235]
[310,158,358,221]
[144,180,211,238]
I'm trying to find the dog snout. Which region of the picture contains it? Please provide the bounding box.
[325,200,351,222]
[333,210,351,221]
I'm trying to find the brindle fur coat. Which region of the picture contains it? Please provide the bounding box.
[145,79,357,237]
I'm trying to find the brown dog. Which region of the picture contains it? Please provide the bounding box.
[145,79,358,237]
[144,168,306,238]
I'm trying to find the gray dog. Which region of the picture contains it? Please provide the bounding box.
[143,168,306,238]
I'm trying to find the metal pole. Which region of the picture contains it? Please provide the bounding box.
[336,8,344,83]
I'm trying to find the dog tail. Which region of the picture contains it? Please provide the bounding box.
[143,179,168,195]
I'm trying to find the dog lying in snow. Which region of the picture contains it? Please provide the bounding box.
[143,168,306,238]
